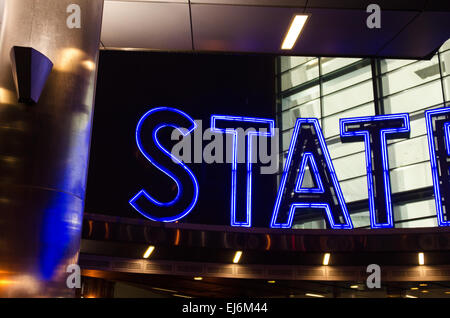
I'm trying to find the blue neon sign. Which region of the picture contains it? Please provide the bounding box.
[294,152,325,194]
[425,107,450,227]
[340,114,410,228]
[130,107,450,229]
[129,107,199,222]
[210,115,275,227]
[270,118,353,229]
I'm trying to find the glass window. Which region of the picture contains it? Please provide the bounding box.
[381,55,440,97]
[379,59,415,74]
[396,217,438,228]
[327,140,365,160]
[281,130,293,152]
[280,151,287,169]
[280,56,315,73]
[299,167,315,188]
[281,59,319,91]
[444,76,450,102]
[320,57,362,75]
[322,64,372,96]
[383,79,443,114]
[387,135,430,169]
[281,85,320,111]
[440,38,450,52]
[292,219,326,229]
[322,102,375,138]
[281,99,321,131]
[340,176,369,202]
[322,80,373,117]
[333,151,367,181]
[441,50,450,76]
[390,162,433,193]
[350,210,371,228]
[405,114,428,139]
[393,199,436,223]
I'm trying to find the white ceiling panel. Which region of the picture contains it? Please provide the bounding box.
[101,0,192,50]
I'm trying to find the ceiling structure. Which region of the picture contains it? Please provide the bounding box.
[0,0,448,59]
[82,269,450,298]
[100,0,450,59]
[79,213,450,284]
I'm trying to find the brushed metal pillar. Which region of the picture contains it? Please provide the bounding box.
[0,0,104,297]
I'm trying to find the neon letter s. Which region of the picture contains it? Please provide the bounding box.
[129,107,199,222]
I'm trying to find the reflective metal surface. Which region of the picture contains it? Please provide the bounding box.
[0,0,103,297]
[79,254,450,282]
[83,213,450,253]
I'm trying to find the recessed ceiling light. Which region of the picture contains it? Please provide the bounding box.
[267,280,276,284]
[419,284,428,287]
[411,287,419,290]
[323,253,330,266]
[418,252,425,265]
[143,245,155,259]
[405,295,418,298]
[305,293,324,298]
[350,285,359,289]
[233,251,243,264]
[281,15,309,50]
[173,294,193,299]
[194,277,203,281]
[152,287,177,293]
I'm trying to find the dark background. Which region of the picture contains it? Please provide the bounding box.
[85,50,277,227]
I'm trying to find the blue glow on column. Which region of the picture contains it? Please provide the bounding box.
[340,113,410,229]
[210,115,275,227]
[129,107,199,222]
[425,107,450,227]
[270,118,353,229]
[294,152,325,193]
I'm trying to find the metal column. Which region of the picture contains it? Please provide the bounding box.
[0,0,103,297]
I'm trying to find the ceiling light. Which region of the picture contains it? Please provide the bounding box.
[152,287,177,293]
[305,293,324,298]
[421,290,429,293]
[418,252,425,265]
[405,295,418,298]
[267,280,276,284]
[410,287,419,290]
[143,245,155,259]
[173,294,193,299]
[323,253,330,266]
[350,285,359,289]
[444,291,450,294]
[281,15,309,50]
[194,277,203,281]
[233,251,243,264]
[419,284,428,287]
